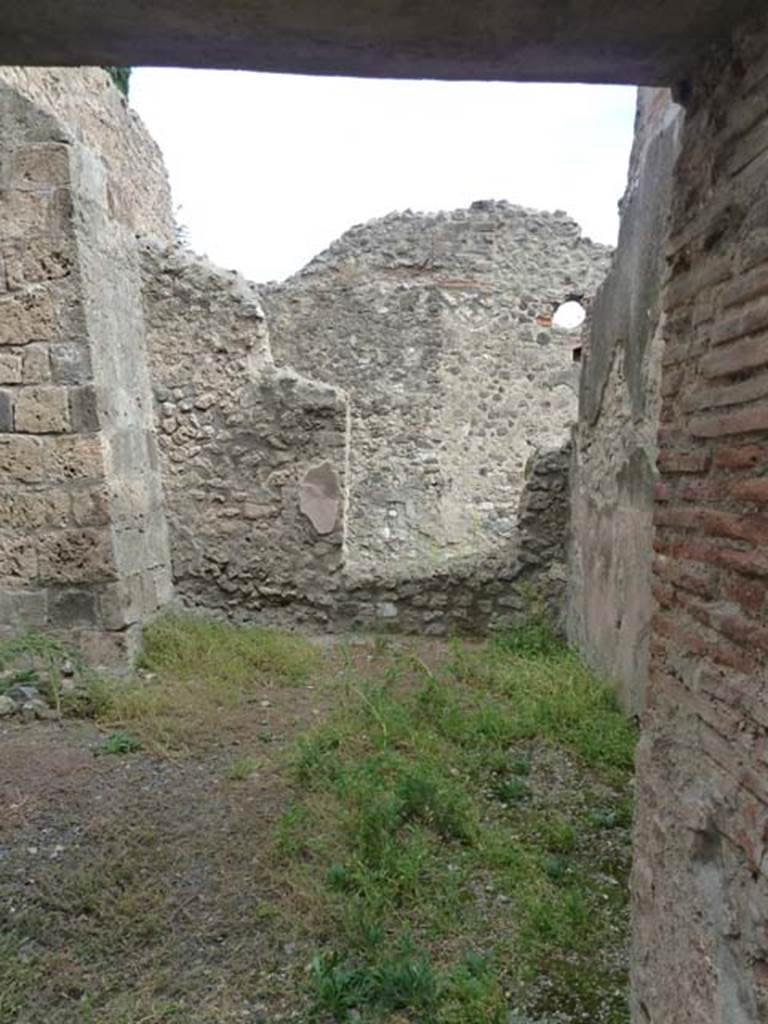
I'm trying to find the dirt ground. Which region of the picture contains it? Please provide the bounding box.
[0,634,633,1024]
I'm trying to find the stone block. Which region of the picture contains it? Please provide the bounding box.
[0,434,44,482]
[10,145,71,189]
[2,238,75,289]
[48,587,99,628]
[0,489,70,529]
[0,188,72,242]
[0,351,22,383]
[36,528,116,584]
[77,624,141,674]
[68,385,100,431]
[0,288,55,345]
[70,485,111,527]
[14,384,70,433]
[50,342,92,384]
[0,587,47,629]
[22,344,52,383]
[44,434,104,481]
[0,389,13,431]
[109,428,151,475]
[98,578,143,630]
[0,533,37,581]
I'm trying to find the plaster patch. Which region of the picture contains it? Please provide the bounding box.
[299,461,342,535]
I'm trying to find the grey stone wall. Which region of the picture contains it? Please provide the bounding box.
[264,202,611,581]
[140,243,349,629]
[567,88,683,714]
[338,440,572,635]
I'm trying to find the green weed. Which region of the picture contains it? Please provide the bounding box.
[96,730,142,755]
[225,755,260,780]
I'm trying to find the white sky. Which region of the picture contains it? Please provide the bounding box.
[130,69,637,284]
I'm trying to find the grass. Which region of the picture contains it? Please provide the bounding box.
[62,613,320,754]
[0,615,635,1024]
[273,626,636,1022]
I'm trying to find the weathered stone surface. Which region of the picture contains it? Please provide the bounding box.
[567,88,683,714]
[14,384,70,432]
[0,289,55,345]
[22,344,52,383]
[44,435,103,481]
[0,434,43,482]
[0,351,22,383]
[265,201,610,580]
[299,461,342,534]
[0,67,174,243]
[50,342,91,384]
[141,240,347,627]
[36,528,116,584]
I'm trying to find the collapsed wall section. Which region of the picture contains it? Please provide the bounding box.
[141,244,349,628]
[264,202,611,581]
[567,89,683,713]
[633,15,768,1022]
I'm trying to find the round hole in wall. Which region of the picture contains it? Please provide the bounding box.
[552,300,586,330]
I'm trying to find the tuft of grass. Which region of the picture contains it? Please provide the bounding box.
[95,730,142,756]
[69,614,321,754]
[225,755,260,781]
[138,613,318,685]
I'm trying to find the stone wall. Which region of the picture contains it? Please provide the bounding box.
[338,440,572,635]
[140,243,349,629]
[632,14,768,1022]
[0,74,172,668]
[567,89,683,714]
[0,66,174,243]
[264,202,611,580]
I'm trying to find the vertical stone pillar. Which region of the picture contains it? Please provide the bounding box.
[0,83,171,668]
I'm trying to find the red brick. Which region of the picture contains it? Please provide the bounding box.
[722,262,768,309]
[651,579,676,608]
[680,479,720,502]
[689,404,768,438]
[700,334,768,378]
[655,533,768,577]
[652,609,708,656]
[657,507,768,547]
[661,367,685,398]
[653,554,717,598]
[682,371,768,412]
[729,477,768,503]
[722,572,767,615]
[715,546,768,579]
[654,482,671,502]
[653,506,700,530]
[702,508,768,545]
[711,609,768,656]
[664,253,732,310]
[713,443,768,468]
[657,449,711,473]
[710,295,768,346]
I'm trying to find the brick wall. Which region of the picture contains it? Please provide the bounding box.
[632,14,768,1021]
